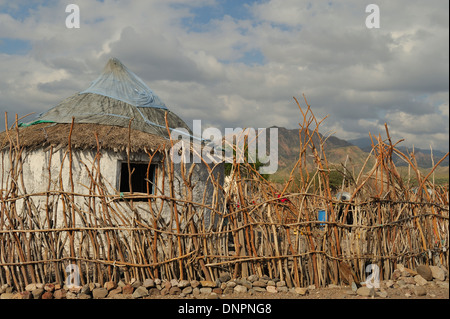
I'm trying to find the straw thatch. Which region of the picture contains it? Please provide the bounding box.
[0,122,171,153]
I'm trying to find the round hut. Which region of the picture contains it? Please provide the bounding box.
[0,58,223,267]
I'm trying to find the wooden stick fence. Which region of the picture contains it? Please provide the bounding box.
[0,98,448,292]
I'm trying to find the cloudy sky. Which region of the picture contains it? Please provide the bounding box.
[0,0,448,151]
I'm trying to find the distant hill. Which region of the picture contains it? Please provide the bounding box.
[268,126,373,181]
[348,137,449,168]
[264,127,448,184]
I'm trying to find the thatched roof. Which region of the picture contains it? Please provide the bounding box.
[19,58,192,140]
[0,122,172,153]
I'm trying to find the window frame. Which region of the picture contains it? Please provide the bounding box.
[117,160,157,200]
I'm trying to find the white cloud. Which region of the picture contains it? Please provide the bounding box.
[0,0,448,151]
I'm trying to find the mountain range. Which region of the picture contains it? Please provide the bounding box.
[269,126,448,182]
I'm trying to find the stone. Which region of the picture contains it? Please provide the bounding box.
[416,265,433,281]
[66,291,78,299]
[148,288,160,296]
[219,273,231,282]
[143,279,155,288]
[396,280,407,288]
[266,286,277,293]
[226,281,237,288]
[308,285,316,290]
[88,283,97,291]
[81,284,90,295]
[397,264,405,272]
[223,287,234,295]
[403,268,418,277]
[234,285,247,293]
[238,280,252,290]
[132,286,149,298]
[41,292,53,299]
[16,291,32,299]
[118,280,126,288]
[253,287,266,293]
[385,280,395,288]
[213,288,223,295]
[294,287,308,295]
[25,283,39,292]
[169,287,181,295]
[78,293,92,299]
[182,286,193,295]
[414,275,428,286]
[429,266,446,281]
[32,288,45,299]
[93,288,108,299]
[107,287,122,297]
[163,281,172,290]
[207,293,220,299]
[277,286,289,292]
[5,287,14,294]
[276,280,286,287]
[403,277,416,285]
[54,289,67,299]
[68,286,82,294]
[392,269,402,281]
[170,279,179,287]
[376,290,388,298]
[131,279,142,288]
[200,280,216,288]
[414,286,427,296]
[267,280,276,286]
[1,293,15,299]
[0,284,8,294]
[178,280,190,288]
[154,278,161,285]
[356,287,371,297]
[401,271,411,277]
[252,281,266,288]
[104,281,117,291]
[122,284,134,295]
[247,274,259,282]
[160,288,169,296]
[190,280,200,288]
[192,287,200,297]
[200,287,212,294]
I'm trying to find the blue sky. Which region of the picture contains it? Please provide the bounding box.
[0,0,448,151]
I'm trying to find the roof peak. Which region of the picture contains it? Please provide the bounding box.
[80,57,168,109]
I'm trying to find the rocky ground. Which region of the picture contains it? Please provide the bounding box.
[1,264,448,300]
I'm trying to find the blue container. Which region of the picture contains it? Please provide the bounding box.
[318,209,327,228]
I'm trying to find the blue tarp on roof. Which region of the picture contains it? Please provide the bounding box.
[80,57,168,109]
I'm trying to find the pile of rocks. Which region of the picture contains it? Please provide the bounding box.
[0,274,310,299]
[352,264,448,298]
[0,264,447,299]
